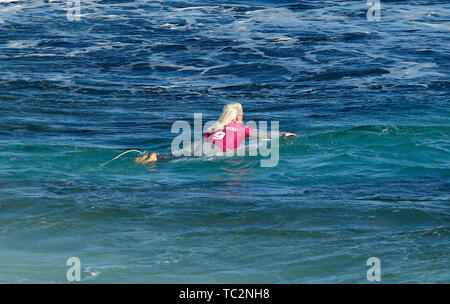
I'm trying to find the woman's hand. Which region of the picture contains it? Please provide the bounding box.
[282,132,296,138]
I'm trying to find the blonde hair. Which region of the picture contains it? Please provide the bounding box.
[208,102,243,133]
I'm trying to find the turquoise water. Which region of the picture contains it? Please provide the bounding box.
[0,0,449,283]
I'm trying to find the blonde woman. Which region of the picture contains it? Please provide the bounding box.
[136,102,296,163]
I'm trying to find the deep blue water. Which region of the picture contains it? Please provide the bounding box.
[0,0,449,283]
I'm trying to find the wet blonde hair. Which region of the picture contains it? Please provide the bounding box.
[208,102,243,133]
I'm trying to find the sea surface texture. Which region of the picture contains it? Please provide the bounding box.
[0,0,449,283]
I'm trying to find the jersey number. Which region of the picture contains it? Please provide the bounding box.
[213,131,226,140]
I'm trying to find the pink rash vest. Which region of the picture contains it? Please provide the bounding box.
[204,121,254,152]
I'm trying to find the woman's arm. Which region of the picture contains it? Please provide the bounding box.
[252,129,296,139]
[282,132,296,137]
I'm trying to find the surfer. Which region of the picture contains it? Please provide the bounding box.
[135,102,296,164]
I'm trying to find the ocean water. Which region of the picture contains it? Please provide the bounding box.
[0,0,449,283]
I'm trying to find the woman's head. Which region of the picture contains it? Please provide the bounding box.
[208,102,243,133]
